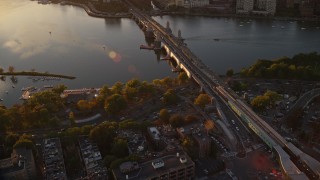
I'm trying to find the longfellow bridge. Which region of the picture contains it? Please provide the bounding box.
[128,4,320,180]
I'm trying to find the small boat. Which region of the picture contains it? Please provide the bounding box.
[213,38,220,41]
[281,26,285,29]
[239,24,244,27]
[301,27,306,30]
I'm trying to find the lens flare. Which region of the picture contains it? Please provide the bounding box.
[108,50,121,63]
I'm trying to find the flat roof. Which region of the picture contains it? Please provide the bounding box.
[113,152,194,180]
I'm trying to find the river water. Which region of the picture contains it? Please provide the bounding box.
[1,0,320,107]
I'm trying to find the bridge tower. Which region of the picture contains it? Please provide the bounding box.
[154,31,161,50]
[166,21,172,34]
[177,29,184,42]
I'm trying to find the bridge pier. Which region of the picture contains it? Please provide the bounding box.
[153,32,161,50]
[145,25,154,38]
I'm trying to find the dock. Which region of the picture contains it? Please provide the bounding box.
[140,44,155,50]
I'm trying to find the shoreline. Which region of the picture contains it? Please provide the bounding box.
[0,72,76,79]
[58,1,320,22]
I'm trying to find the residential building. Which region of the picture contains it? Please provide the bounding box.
[176,0,210,8]
[236,0,276,15]
[43,138,67,180]
[0,147,37,180]
[112,152,195,180]
[78,136,108,179]
[177,122,211,158]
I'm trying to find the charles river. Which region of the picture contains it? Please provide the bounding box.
[1,0,320,107]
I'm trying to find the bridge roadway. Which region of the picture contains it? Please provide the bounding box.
[129,7,320,179]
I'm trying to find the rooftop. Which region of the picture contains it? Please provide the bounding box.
[113,152,194,180]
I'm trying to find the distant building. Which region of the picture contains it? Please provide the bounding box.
[112,152,195,180]
[0,147,37,180]
[236,0,276,15]
[175,0,210,8]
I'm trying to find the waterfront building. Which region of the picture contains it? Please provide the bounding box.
[236,0,276,15]
[175,0,210,8]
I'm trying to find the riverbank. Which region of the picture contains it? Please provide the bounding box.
[160,11,320,22]
[60,1,131,18]
[0,71,76,79]
[57,0,320,22]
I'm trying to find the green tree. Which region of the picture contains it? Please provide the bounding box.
[160,77,173,88]
[111,82,124,94]
[104,94,127,115]
[97,85,112,104]
[169,114,184,128]
[8,66,15,73]
[264,90,282,106]
[104,155,117,167]
[122,86,138,101]
[162,89,179,105]
[226,68,234,77]
[68,111,74,122]
[178,72,188,84]
[194,94,211,109]
[13,135,34,149]
[52,84,67,94]
[159,109,170,123]
[251,95,270,112]
[89,122,117,155]
[185,115,198,124]
[77,100,91,112]
[111,138,129,158]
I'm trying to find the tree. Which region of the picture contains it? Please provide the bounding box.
[89,122,117,155]
[178,72,188,84]
[52,84,67,94]
[251,95,270,112]
[97,85,112,104]
[264,90,282,106]
[204,120,215,134]
[77,100,91,112]
[185,115,198,124]
[162,89,179,105]
[104,155,117,167]
[226,68,234,77]
[13,135,34,149]
[69,111,76,125]
[194,94,211,109]
[169,114,184,128]
[8,66,15,73]
[126,79,141,88]
[160,77,173,88]
[111,82,124,94]
[104,94,127,115]
[159,109,170,123]
[122,86,138,101]
[111,138,129,158]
